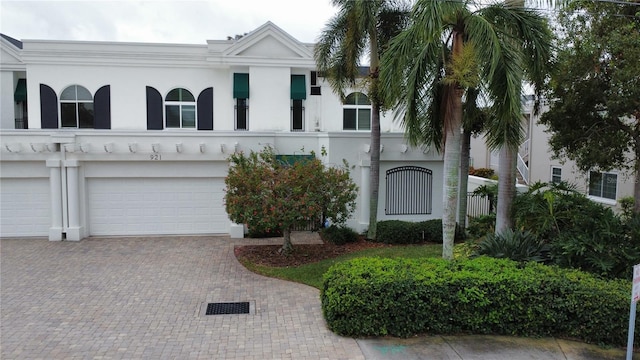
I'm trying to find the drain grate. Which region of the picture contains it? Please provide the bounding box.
[206,302,250,315]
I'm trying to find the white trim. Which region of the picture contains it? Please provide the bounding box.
[587,195,618,206]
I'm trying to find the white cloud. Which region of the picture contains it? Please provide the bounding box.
[0,0,336,44]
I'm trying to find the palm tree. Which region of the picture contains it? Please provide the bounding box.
[315,0,409,240]
[381,0,553,259]
[459,88,488,230]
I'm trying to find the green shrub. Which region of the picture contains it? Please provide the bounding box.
[247,226,283,238]
[513,182,640,279]
[376,219,463,244]
[321,225,358,245]
[321,257,636,346]
[619,196,635,220]
[474,229,550,263]
[467,214,496,238]
[470,167,495,179]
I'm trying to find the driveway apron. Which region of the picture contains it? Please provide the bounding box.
[0,236,365,360]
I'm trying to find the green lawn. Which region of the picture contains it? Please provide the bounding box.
[239,244,443,289]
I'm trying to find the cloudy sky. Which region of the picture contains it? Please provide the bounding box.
[0,0,337,44]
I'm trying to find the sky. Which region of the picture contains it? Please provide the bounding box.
[0,0,338,44]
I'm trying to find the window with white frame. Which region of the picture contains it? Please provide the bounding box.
[551,166,562,184]
[165,88,196,128]
[343,92,371,130]
[60,85,94,128]
[588,171,617,200]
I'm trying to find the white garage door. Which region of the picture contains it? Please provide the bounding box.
[0,178,50,237]
[88,178,228,236]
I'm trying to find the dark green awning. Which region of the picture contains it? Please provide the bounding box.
[275,154,314,166]
[233,73,249,99]
[290,75,306,100]
[14,79,26,102]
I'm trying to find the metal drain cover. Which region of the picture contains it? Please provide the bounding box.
[206,302,250,315]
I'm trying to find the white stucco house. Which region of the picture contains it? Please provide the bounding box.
[0,22,444,241]
[469,96,635,210]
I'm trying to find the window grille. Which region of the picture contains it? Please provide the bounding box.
[385,166,432,215]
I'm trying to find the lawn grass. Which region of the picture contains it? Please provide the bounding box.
[239,244,443,289]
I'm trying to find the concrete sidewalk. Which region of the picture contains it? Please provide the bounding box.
[357,334,635,360]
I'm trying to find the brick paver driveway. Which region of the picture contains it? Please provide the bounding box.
[1,236,365,360]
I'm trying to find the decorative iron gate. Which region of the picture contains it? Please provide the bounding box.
[385,166,432,215]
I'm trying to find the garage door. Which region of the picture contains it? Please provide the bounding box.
[0,178,50,237]
[88,178,228,236]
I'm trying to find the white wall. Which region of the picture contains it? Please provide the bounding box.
[249,66,290,131]
[0,71,15,129]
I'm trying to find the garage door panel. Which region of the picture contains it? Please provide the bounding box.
[88,178,227,236]
[0,178,50,237]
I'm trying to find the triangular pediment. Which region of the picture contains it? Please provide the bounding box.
[0,39,23,65]
[223,22,313,60]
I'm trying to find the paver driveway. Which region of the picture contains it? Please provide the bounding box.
[1,235,365,360]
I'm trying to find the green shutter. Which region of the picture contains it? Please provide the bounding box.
[290,75,306,100]
[233,73,249,99]
[14,79,27,102]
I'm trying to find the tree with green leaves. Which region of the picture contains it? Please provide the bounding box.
[315,0,409,240]
[540,0,640,212]
[224,147,358,254]
[380,0,553,259]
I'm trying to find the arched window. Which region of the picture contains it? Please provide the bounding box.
[60,85,94,128]
[343,92,371,131]
[165,88,196,128]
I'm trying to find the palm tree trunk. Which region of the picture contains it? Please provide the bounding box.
[367,32,381,240]
[458,128,471,229]
[495,145,516,234]
[442,91,463,259]
[368,103,381,239]
[442,32,465,260]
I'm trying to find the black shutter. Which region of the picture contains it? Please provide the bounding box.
[40,84,58,129]
[94,85,111,129]
[146,86,163,130]
[197,87,213,130]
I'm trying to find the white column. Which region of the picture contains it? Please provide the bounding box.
[46,160,63,241]
[65,160,82,241]
[359,160,371,231]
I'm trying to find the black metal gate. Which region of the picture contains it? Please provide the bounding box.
[385,166,433,215]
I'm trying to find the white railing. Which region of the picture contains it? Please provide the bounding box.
[519,138,530,158]
[517,152,529,184]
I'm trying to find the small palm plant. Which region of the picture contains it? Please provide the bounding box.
[474,229,550,263]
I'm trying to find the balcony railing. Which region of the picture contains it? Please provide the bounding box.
[517,152,529,184]
[14,117,28,129]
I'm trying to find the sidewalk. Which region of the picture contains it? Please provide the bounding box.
[357,334,636,360]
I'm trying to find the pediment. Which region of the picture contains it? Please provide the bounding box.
[223,22,313,60]
[0,41,23,64]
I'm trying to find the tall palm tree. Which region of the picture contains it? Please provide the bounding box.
[315,0,409,240]
[381,0,553,259]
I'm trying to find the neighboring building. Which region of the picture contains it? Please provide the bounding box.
[0,22,443,240]
[469,96,635,210]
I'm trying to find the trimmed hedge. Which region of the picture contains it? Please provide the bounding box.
[320,225,359,245]
[376,219,463,244]
[321,257,637,347]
